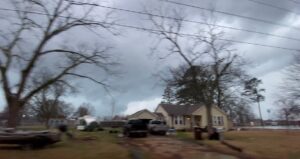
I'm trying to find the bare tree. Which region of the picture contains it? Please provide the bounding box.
[29,75,74,128]
[223,96,255,126]
[74,103,95,117]
[274,54,300,126]
[280,54,300,101]
[146,8,248,134]
[276,98,300,126]
[31,99,74,128]
[0,0,117,127]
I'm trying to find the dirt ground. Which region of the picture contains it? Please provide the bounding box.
[121,136,238,159]
[176,130,300,159]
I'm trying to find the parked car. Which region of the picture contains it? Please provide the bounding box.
[148,120,168,135]
[123,119,148,137]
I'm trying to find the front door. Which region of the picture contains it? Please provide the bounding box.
[194,116,201,127]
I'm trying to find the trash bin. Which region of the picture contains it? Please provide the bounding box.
[209,128,224,140]
[58,124,68,133]
[218,128,224,141]
[194,127,202,140]
[219,132,224,141]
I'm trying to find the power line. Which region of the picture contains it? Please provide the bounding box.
[245,0,300,15]
[0,7,299,52]
[89,4,300,42]
[110,23,300,52]
[160,0,300,31]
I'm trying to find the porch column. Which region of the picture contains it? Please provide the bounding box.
[192,115,195,128]
[171,115,174,128]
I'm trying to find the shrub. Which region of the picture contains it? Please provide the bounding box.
[85,121,99,132]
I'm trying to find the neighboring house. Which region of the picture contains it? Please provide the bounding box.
[155,104,230,130]
[128,109,158,120]
[76,115,97,130]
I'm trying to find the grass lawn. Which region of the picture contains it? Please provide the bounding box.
[176,130,300,159]
[0,130,130,159]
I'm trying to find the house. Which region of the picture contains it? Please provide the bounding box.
[76,115,97,130]
[127,109,158,120]
[155,104,231,130]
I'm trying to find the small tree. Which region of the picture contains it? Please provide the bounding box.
[29,81,74,128]
[242,78,265,126]
[276,98,300,126]
[74,103,95,117]
[31,99,73,128]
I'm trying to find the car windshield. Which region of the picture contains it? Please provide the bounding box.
[151,121,163,124]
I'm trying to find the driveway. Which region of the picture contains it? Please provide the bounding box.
[121,136,238,159]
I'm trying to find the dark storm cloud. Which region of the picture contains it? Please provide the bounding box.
[1,0,299,118]
[100,0,300,117]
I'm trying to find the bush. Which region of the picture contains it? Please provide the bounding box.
[97,127,104,131]
[85,121,99,132]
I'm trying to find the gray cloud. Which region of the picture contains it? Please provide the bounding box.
[1,0,299,119]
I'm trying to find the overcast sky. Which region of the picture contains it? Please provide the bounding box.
[0,0,300,120]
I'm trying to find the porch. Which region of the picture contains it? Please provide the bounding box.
[171,115,202,130]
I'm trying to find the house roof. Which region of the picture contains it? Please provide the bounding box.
[129,109,156,118]
[159,104,202,116]
[154,112,164,118]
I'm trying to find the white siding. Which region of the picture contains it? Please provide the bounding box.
[193,106,229,130]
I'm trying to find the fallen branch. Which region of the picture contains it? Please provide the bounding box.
[221,141,243,152]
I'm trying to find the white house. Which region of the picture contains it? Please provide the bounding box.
[155,104,231,130]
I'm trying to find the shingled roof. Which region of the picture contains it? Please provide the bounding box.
[159,104,203,116]
[128,109,157,118]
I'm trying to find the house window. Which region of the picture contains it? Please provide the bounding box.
[179,116,183,125]
[217,116,224,126]
[213,116,218,125]
[174,116,183,125]
[213,116,224,126]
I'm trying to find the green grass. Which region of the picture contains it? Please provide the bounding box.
[0,130,130,159]
[176,131,192,139]
[224,131,300,159]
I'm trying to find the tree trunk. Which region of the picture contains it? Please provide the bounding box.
[285,113,289,126]
[7,100,22,128]
[257,101,264,126]
[206,104,213,135]
[45,118,50,129]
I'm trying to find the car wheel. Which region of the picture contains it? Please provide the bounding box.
[142,133,148,137]
[149,130,154,134]
[21,144,33,150]
[125,131,129,137]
